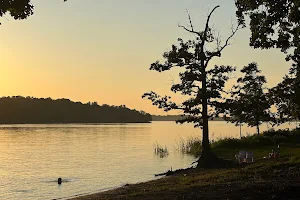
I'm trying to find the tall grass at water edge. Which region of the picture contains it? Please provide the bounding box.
[175,136,202,157]
[153,142,169,158]
[174,128,300,158]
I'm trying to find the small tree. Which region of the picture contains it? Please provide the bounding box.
[142,5,241,167]
[226,62,272,135]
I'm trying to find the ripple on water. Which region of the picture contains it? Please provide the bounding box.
[13,189,34,193]
[43,178,74,183]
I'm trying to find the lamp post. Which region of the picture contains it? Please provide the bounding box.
[239,122,242,138]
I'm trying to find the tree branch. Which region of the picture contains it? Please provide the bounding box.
[203,5,220,42]
[186,9,194,31]
[178,23,201,37]
[205,24,241,66]
[178,10,199,36]
[218,24,241,53]
[142,91,184,112]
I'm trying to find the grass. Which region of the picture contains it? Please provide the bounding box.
[175,136,202,157]
[174,128,300,157]
[153,142,169,158]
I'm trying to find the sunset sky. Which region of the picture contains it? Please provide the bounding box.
[0,0,292,115]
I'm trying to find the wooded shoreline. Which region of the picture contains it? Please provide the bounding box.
[0,96,152,124]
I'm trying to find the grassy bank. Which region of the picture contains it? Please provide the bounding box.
[70,128,300,200]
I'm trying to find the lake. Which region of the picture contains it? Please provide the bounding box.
[0,121,297,200]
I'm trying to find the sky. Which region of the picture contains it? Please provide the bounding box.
[0,0,292,115]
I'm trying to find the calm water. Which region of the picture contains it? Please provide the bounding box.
[0,121,297,200]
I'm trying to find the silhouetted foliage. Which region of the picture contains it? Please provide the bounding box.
[0,0,67,25]
[213,128,300,149]
[235,0,300,72]
[235,0,300,118]
[143,6,241,168]
[226,63,273,135]
[269,74,300,123]
[0,96,151,124]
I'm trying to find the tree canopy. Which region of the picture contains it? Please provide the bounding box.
[0,0,67,24]
[236,0,300,72]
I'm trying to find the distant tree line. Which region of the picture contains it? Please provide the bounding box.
[0,96,151,124]
[152,115,225,122]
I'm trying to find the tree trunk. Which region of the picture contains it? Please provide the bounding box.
[196,62,220,168]
[256,125,260,135]
[201,76,211,157]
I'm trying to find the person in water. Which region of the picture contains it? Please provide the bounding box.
[58,178,62,184]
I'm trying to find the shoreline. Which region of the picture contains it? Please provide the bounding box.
[65,172,171,200]
[67,175,172,200]
[64,185,125,200]
[66,161,300,200]
[67,140,300,200]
